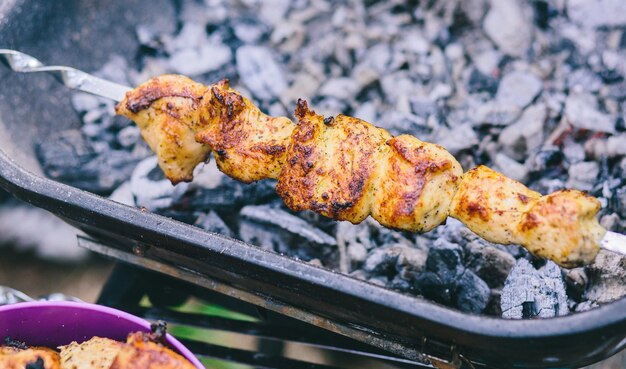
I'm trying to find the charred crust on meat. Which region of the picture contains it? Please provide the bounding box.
[250,144,286,156]
[295,99,316,120]
[25,357,45,369]
[148,321,168,344]
[518,193,530,204]
[520,212,541,231]
[4,336,28,350]
[211,86,245,118]
[466,201,490,221]
[122,79,203,114]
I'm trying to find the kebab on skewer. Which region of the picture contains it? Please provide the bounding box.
[115,74,605,268]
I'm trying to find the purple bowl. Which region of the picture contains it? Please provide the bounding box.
[0,301,204,368]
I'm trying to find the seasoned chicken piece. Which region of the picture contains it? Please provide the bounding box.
[277,100,391,222]
[109,332,196,369]
[115,75,211,184]
[58,336,123,369]
[450,166,605,267]
[0,345,61,369]
[117,76,294,184]
[371,134,462,232]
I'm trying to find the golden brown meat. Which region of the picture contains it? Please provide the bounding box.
[116,74,606,267]
[449,166,605,267]
[117,75,293,184]
[108,332,196,369]
[0,345,61,369]
[58,337,123,369]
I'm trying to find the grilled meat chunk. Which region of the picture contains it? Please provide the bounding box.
[109,332,196,369]
[116,74,606,267]
[0,345,61,369]
[450,166,604,267]
[117,75,293,184]
[59,337,123,369]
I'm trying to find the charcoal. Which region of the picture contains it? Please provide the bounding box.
[482,0,532,57]
[501,259,569,319]
[130,157,189,211]
[498,103,546,161]
[117,126,142,148]
[188,162,276,209]
[36,130,140,194]
[195,211,233,237]
[471,101,522,126]
[567,0,626,28]
[566,161,600,191]
[368,276,388,287]
[424,238,465,285]
[363,245,404,275]
[236,45,287,100]
[585,250,626,304]
[240,205,336,246]
[496,71,542,109]
[388,275,414,293]
[526,146,564,174]
[467,69,498,94]
[454,270,491,314]
[239,216,338,265]
[564,92,615,133]
[168,44,232,76]
[71,92,103,113]
[346,242,367,268]
[564,267,588,301]
[567,68,602,93]
[494,153,528,182]
[434,123,479,155]
[464,239,516,289]
[108,181,134,206]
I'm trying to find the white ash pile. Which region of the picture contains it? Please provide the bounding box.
[24,0,626,317]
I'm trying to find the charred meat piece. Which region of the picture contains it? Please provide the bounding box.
[108,331,196,369]
[116,74,605,267]
[0,345,61,369]
[58,337,123,369]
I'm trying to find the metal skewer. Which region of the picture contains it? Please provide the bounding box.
[0,49,131,101]
[1,49,625,259]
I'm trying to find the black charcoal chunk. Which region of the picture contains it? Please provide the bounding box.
[195,211,233,237]
[454,270,491,313]
[467,69,498,94]
[363,245,404,274]
[464,239,516,288]
[130,157,189,211]
[585,250,626,304]
[501,259,568,319]
[240,205,336,246]
[36,130,141,194]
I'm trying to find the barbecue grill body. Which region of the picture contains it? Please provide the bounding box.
[0,1,625,368]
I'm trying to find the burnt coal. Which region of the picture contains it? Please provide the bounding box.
[195,210,233,238]
[464,239,516,289]
[501,259,568,319]
[240,205,336,247]
[130,157,189,211]
[414,238,490,313]
[36,130,142,194]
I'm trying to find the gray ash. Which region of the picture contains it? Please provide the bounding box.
[32,0,626,317]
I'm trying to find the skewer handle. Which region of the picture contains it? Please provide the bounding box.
[0,49,131,101]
